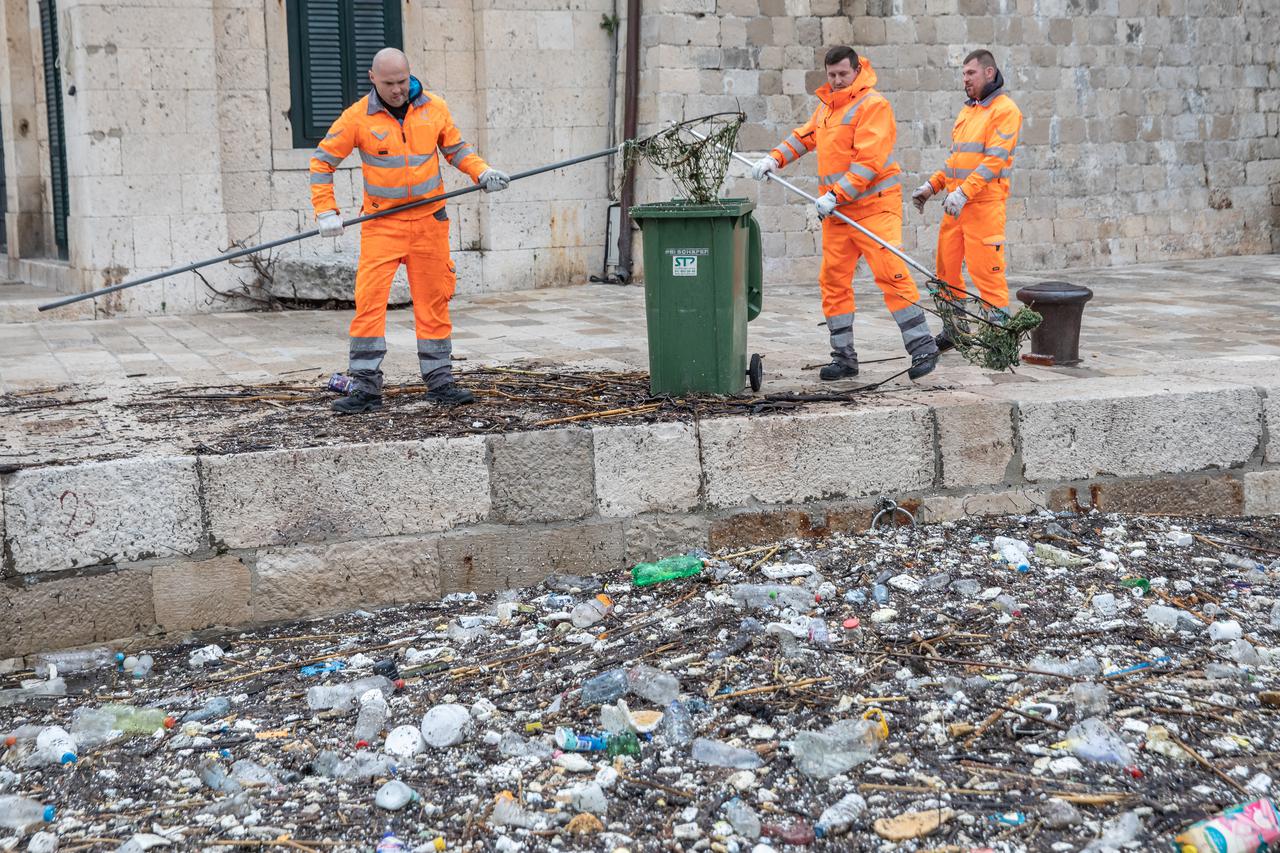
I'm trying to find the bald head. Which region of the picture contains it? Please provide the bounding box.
[369,47,412,108]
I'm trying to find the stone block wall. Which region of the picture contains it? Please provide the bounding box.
[632,0,1280,286]
[3,375,1278,657]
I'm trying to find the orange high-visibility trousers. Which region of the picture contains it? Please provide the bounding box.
[348,210,458,393]
[818,207,921,316]
[935,199,1009,310]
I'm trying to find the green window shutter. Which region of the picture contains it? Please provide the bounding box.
[287,0,403,149]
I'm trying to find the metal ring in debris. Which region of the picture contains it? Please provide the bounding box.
[870,498,915,530]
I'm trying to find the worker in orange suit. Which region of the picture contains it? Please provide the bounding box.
[310,47,509,414]
[912,49,1023,351]
[752,45,938,381]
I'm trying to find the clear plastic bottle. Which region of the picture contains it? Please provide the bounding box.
[993,594,1022,616]
[580,669,629,705]
[184,696,232,723]
[492,793,548,829]
[1269,600,1280,629]
[0,796,55,831]
[197,757,243,793]
[729,584,813,611]
[35,726,77,765]
[336,750,394,782]
[354,689,389,744]
[662,700,694,746]
[789,719,883,779]
[102,704,176,735]
[70,707,119,748]
[815,793,867,838]
[627,664,679,706]
[32,647,116,677]
[305,675,394,711]
[545,573,601,593]
[690,738,763,769]
[807,618,830,647]
[724,797,762,840]
[570,594,614,628]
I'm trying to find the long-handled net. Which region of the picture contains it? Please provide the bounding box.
[926,284,1042,371]
[622,113,745,204]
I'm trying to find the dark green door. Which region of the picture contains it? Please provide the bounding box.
[38,0,69,260]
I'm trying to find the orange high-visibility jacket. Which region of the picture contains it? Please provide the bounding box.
[309,87,489,220]
[770,60,903,216]
[928,85,1022,203]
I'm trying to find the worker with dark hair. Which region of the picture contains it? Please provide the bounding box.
[912,48,1023,349]
[752,45,938,382]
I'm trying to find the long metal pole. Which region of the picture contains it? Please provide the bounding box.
[39,145,622,312]
[705,133,934,279]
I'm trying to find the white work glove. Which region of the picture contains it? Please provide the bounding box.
[942,188,968,217]
[911,182,935,214]
[815,192,838,221]
[751,155,777,182]
[317,211,344,238]
[479,168,511,193]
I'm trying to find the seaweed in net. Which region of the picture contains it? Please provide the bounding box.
[927,282,1043,371]
[622,113,746,204]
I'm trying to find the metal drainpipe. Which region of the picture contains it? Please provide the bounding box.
[615,0,641,282]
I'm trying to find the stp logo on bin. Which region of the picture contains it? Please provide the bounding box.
[672,255,698,276]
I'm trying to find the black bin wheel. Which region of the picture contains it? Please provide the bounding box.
[747,353,764,392]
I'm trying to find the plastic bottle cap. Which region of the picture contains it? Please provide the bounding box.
[3,735,15,747]
[356,739,370,748]
[163,716,177,729]
[42,806,55,822]
[433,838,446,851]
[394,679,406,690]
[60,752,77,764]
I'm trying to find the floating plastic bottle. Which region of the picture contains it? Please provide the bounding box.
[993,594,1022,616]
[197,757,243,794]
[993,536,1031,572]
[729,584,813,611]
[491,792,548,829]
[305,675,394,712]
[101,704,177,735]
[580,668,629,705]
[605,731,641,758]
[0,795,55,831]
[662,700,694,746]
[1034,542,1088,567]
[35,726,77,766]
[815,792,867,838]
[570,594,614,628]
[627,664,679,706]
[375,780,419,811]
[1174,798,1280,853]
[545,573,601,593]
[184,697,232,723]
[32,647,116,678]
[1062,717,1134,765]
[788,719,883,779]
[690,738,763,769]
[230,759,279,787]
[724,797,762,840]
[354,689,389,744]
[631,555,703,587]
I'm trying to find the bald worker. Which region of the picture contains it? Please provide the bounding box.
[310,48,508,413]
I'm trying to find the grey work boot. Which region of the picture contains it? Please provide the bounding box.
[820,312,859,380]
[332,390,382,415]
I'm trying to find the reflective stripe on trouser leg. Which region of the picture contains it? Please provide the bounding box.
[826,311,857,367]
[348,336,387,394]
[958,201,1010,310]
[891,305,937,358]
[418,337,453,389]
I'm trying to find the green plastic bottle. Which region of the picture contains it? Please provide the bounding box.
[631,555,703,587]
[606,731,641,758]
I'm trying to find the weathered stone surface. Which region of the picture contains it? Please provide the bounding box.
[935,400,1016,488]
[1244,470,1280,516]
[1,568,155,658]
[700,407,934,507]
[1016,385,1261,482]
[152,555,252,633]
[1049,474,1244,516]
[915,489,1048,524]
[270,258,410,304]
[1266,393,1280,464]
[202,437,489,549]
[489,428,595,524]
[437,519,624,593]
[709,508,825,550]
[2,457,204,575]
[593,422,700,518]
[623,513,711,565]
[253,535,442,623]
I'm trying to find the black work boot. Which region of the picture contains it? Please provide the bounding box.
[935,328,956,353]
[332,390,382,415]
[819,357,859,381]
[427,382,475,406]
[908,350,939,380]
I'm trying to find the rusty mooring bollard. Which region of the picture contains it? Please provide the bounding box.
[1015,281,1094,367]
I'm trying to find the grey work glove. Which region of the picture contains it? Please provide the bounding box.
[942,188,968,217]
[479,168,511,193]
[317,211,344,238]
[911,182,935,214]
[751,156,777,182]
[815,192,839,221]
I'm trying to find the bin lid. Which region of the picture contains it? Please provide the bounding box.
[630,197,755,220]
[1015,280,1094,306]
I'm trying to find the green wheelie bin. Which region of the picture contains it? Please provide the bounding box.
[630,198,764,396]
